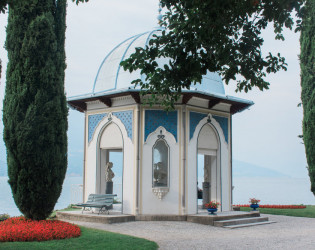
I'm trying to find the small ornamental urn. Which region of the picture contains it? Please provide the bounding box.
[250,204,259,211]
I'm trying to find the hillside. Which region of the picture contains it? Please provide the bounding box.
[233,160,289,178]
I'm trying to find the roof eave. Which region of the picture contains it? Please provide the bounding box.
[67,89,253,114]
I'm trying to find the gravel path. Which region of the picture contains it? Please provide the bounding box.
[62,214,315,249]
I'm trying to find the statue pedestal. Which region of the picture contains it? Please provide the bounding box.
[202,182,210,209]
[105,181,113,209]
[105,181,113,194]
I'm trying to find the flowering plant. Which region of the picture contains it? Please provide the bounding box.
[249,198,260,204]
[234,204,306,209]
[0,216,81,242]
[205,201,220,209]
[0,213,10,222]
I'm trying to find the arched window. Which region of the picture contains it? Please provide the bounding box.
[152,139,169,187]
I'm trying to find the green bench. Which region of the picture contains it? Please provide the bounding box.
[76,194,117,215]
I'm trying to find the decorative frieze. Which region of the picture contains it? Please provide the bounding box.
[152,187,169,200]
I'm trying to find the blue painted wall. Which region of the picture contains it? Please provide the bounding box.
[88,111,133,142]
[189,112,229,143]
[145,110,178,141]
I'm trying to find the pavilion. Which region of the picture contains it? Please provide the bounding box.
[68,27,253,216]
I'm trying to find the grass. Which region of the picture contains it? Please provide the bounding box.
[0,226,158,250]
[240,205,315,218]
[1,205,158,249]
[49,204,81,218]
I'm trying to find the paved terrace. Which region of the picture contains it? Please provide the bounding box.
[58,211,315,249]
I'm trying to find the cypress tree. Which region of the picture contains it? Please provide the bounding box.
[300,0,315,196]
[3,0,68,220]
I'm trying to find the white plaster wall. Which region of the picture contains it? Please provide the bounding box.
[187,113,231,213]
[84,112,135,214]
[141,127,180,215]
[100,123,123,149]
[86,101,107,110]
[111,96,136,107]
[210,156,218,202]
[198,126,218,150]
[187,137,198,214]
[220,140,230,211]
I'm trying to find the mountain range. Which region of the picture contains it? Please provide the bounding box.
[0,154,288,178]
[233,160,288,178]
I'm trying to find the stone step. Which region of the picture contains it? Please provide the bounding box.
[224,221,277,229]
[187,211,260,226]
[214,216,269,227]
[56,211,135,224]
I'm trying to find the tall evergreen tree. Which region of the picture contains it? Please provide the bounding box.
[3,0,68,220]
[300,0,315,195]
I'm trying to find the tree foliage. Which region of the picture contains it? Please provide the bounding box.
[121,0,305,109]
[0,0,7,81]
[0,0,6,14]
[300,0,315,195]
[3,0,68,220]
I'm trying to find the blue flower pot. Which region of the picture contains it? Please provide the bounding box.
[250,204,259,211]
[207,208,217,215]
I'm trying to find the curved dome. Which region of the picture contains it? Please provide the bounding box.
[93,28,225,95]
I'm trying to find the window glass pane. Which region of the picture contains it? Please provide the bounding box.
[153,140,168,187]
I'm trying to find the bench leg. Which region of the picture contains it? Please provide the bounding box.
[97,207,101,215]
[97,207,110,215]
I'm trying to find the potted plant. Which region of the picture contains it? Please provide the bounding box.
[205,201,220,215]
[249,198,260,211]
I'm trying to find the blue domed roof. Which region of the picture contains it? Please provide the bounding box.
[93,28,225,96]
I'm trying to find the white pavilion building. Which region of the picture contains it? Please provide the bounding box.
[68,27,253,216]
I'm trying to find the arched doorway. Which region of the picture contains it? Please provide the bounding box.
[97,122,124,212]
[197,123,221,213]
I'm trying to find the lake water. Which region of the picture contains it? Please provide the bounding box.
[1,176,314,216]
[233,176,315,205]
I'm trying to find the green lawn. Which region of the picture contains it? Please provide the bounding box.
[49,205,81,219]
[240,205,315,218]
[0,226,158,250]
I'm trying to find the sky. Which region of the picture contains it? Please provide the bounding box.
[0,0,308,178]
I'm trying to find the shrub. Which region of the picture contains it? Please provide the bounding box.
[0,214,10,222]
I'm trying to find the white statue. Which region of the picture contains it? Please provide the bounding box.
[105,162,115,182]
[153,162,167,185]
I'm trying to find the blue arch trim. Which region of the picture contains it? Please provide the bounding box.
[212,115,228,144]
[88,113,107,142]
[145,110,178,142]
[189,112,207,140]
[113,111,133,140]
[189,112,228,143]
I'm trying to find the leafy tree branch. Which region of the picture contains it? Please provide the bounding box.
[121,0,305,109]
